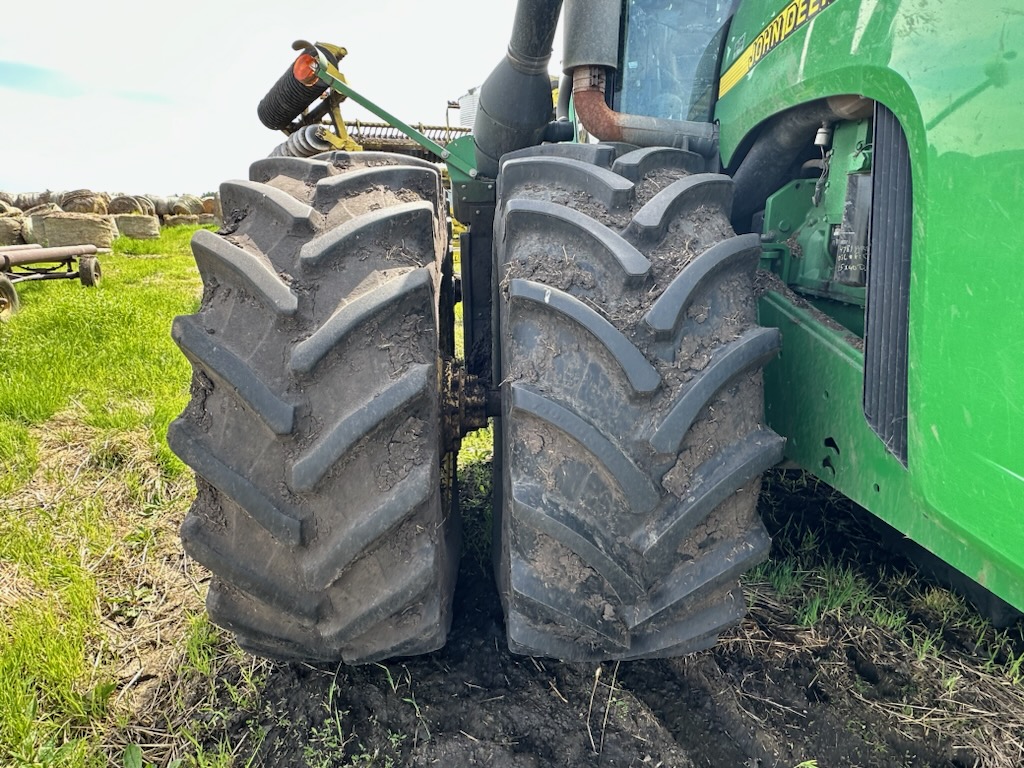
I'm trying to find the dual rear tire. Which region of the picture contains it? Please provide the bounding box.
[171,145,781,663]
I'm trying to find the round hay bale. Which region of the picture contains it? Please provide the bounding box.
[0,216,23,246]
[59,189,87,205]
[171,194,204,216]
[21,203,62,244]
[114,214,160,239]
[0,199,21,216]
[149,195,172,217]
[0,191,15,206]
[162,214,202,227]
[61,190,108,215]
[15,191,56,210]
[108,195,145,215]
[136,195,157,216]
[197,213,219,226]
[42,212,118,248]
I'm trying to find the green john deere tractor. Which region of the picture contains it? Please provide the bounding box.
[168,0,1024,663]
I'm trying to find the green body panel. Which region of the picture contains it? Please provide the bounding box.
[759,290,1024,612]
[717,1,1024,609]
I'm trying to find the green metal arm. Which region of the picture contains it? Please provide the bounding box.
[309,47,479,179]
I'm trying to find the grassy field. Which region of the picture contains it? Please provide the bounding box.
[0,227,207,767]
[0,226,501,767]
[1,225,1023,767]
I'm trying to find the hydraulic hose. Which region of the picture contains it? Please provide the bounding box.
[730,95,872,230]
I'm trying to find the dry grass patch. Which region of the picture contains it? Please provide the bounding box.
[0,407,214,766]
[0,560,44,609]
[728,499,1024,768]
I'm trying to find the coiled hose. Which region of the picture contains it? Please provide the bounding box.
[257,45,339,130]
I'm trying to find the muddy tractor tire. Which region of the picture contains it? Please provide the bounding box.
[169,151,459,664]
[494,145,785,661]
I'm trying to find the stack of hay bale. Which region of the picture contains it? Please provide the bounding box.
[107,194,162,239]
[0,189,221,248]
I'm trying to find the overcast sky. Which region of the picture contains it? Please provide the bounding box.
[0,1,563,197]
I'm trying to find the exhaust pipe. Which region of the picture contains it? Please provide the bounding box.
[474,0,742,174]
[571,66,717,156]
[560,0,716,158]
[472,0,565,177]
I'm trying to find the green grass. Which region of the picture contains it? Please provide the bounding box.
[752,470,888,629]
[457,422,495,574]
[0,226,206,767]
[0,226,204,483]
[752,468,1024,665]
[0,223,494,767]
[183,613,223,678]
[1,511,107,766]
[747,468,1024,752]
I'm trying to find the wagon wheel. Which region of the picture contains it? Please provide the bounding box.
[79,256,101,287]
[0,274,19,320]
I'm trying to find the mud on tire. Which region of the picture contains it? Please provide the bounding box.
[495,144,785,661]
[169,151,458,664]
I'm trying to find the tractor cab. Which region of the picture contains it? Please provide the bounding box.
[612,0,730,125]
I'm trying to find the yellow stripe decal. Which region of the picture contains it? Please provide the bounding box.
[719,0,836,98]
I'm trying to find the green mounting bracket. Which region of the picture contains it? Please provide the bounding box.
[309,47,479,179]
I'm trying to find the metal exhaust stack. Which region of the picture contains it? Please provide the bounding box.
[472,0,564,178]
[571,66,717,156]
[561,0,716,156]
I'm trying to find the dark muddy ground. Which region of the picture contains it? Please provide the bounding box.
[143,469,1023,768]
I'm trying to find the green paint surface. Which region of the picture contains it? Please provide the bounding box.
[719,0,1024,609]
